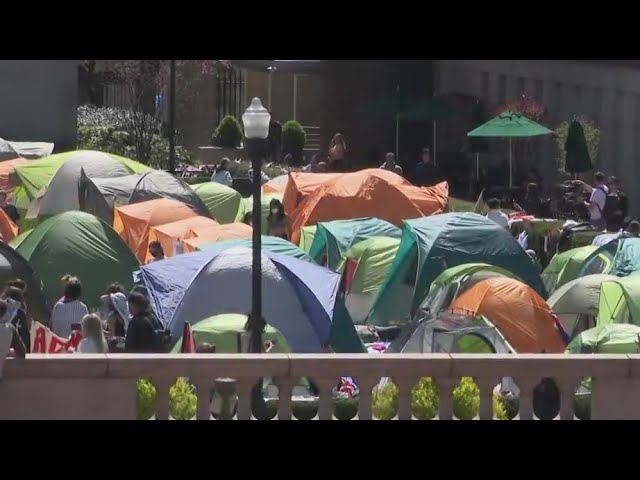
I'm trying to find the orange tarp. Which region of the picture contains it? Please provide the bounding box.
[0,207,18,243]
[182,223,253,253]
[0,157,28,196]
[146,216,219,262]
[290,169,449,244]
[282,172,342,214]
[114,198,197,262]
[449,277,566,353]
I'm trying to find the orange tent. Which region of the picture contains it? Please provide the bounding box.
[290,169,449,244]
[262,175,289,195]
[146,216,219,262]
[114,198,198,262]
[282,172,342,213]
[449,277,566,353]
[0,208,18,243]
[182,223,253,253]
[0,158,28,196]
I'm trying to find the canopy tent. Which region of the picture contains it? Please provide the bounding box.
[263,175,289,195]
[282,172,342,214]
[182,223,253,253]
[243,192,282,233]
[0,242,49,322]
[579,237,640,278]
[299,226,317,253]
[136,247,364,353]
[79,170,210,225]
[290,169,449,244]
[467,111,552,187]
[449,277,566,353]
[198,236,314,263]
[542,245,602,295]
[566,324,640,354]
[15,211,140,309]
[546,274,638,337]
[340,236,401,324]
[308,217,402,271]
[368,213,546,327]
[147,216,219,261]
[191,181,245,224]
[114,198,198,263]
[170,314,290,353]
[419,263,520,317]
[0,158,27,196]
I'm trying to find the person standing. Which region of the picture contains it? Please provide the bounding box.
[579,172,608,229]
[266,199,291,240]
[412,147,440,186]
[328,133,347,172]
[0,191,20,225]
[380,152,403,176]
[605,176,629,223]
[3,286,30,352]
[210,158,233,187]
[125,292,156,353]
[50,276,89,339]
[0,299,26,379]
[485,198,509,229]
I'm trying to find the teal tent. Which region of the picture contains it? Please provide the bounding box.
[308,217,401,271]
[579,237,640,278]
[198,235,314,263]
[368,213,545,326]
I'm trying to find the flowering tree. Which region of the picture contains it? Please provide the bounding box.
[106,60,230,163]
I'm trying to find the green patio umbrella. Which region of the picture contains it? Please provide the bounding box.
[467,111,552,187]
[399,97,459,166]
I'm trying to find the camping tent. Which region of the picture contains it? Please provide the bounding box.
[0,139,53,160]
[181,223,253,253]
[308,217,402,270]
[340,237,401,324]
[79,170,210,225]
[0,242,49,322]
[191,182,245,224]
[147,216,219,261]
[419,263,520,317]
[290,169,449,244]
[299,226,317,253]
[368,213,546,327]
[0,158,27,196]
[579,237,640,278]
[282,172,343,214]
[263,175,289,195]
[449,277,566,353]
[0,209,18,243]
[15,211,140,309]
[13,151,151,224]
[542,245,603,295]
[170,314,290,353]
[136,246,364,353]
[243,192,283,232]
[198,236,314,263]
[114,198,198,263]
[566,324,640,354]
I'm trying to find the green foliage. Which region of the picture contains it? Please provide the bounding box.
[281,120,306,158]
[373,377,509,420]
[136,378,156,420]
[555,118,601,171]
[169,378,197,420]
[213,115,243,148]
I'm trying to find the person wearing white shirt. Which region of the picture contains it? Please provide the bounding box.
[210,158,233,187]
[76,314,108,353]
[580,172,608,228]
[247,168,270,185]
[50,277,89,339]
[485,198,509,229]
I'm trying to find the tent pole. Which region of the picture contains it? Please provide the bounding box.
[509,138,513,188]
[433,120,437,166]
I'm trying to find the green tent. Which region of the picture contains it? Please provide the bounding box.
[192,182,246,224]
[299,226,317,254]
[368,213,545,327]
[243,192,283,233]
[170,314,290,353]
[567,324,640,354]
[308,217,401,271]
[341,237,401,324]
[198,235,314,263]
[579,237,640,279]
[9,229,33,250]
[542,245,604,295]
[16,211,140,309]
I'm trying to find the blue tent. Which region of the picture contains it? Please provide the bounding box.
[136,246,364,353]
[199,235,314,263]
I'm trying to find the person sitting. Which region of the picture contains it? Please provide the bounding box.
[0,299,26,379]
[592,211,623,247]
[623,220,640,238]
[247,167,270,185]
[380,152,403,176]
[125,292,156,353]
[303,153,321,173]
[50,276,89,339]
[76,314,108,353]
[266,199,291,240]
[210,158,233,187]
[103,291,130,339]
[147,241,165,264]
[485,198,509,229]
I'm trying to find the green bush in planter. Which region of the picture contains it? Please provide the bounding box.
[281,120,306,161]
[136,378,197,420]
[213,115,243,148]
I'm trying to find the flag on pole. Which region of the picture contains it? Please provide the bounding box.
[181,322,196,353]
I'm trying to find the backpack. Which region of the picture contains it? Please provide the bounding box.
[602,192,621,221]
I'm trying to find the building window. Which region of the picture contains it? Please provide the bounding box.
[593,87,603,125]
[498,74,507,105]
[516,77,526,97]
[534,80,544,102]
[481,72,490,102]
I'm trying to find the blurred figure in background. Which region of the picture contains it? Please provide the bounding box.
[77,314,107,353]
[147,241,165,264]
[211,158,233,187]
[328,133,347,172]
[50,276,89,339]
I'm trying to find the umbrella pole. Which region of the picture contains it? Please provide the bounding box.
[433,120,437,166]
[509,138,513,188]
[396,114,400,161]
[476,152,480,180]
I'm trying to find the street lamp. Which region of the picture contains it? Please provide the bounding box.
[242,97,270,420]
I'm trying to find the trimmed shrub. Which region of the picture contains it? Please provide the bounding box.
[137,378,156,420]
[281,120,306,162]
[213,115,243,148]
[555,118,601,172]
[169,378,197,420]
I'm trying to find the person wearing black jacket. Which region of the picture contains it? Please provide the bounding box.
[125,292,156,353]
[606,176,629,223]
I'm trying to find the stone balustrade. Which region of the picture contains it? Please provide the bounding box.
[0,353,637,420]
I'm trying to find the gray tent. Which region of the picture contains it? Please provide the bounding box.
[79,170,210,225]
